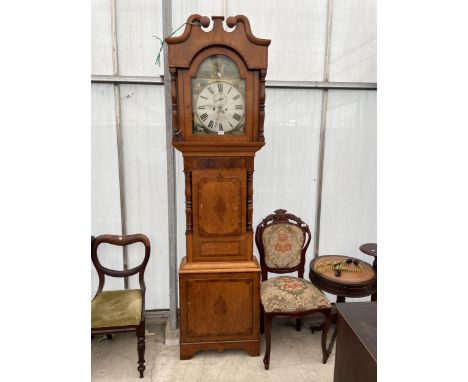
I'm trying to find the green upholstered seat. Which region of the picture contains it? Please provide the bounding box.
[91,289,142,328]
[261,276,331,313]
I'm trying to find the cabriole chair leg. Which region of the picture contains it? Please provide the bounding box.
[263,315,272,370]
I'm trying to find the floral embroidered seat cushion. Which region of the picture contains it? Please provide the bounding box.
[262,223,305,268]
[261,276,331,313]
[91,289,142,328]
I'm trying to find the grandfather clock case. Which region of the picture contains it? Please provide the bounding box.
[166,14,270,359]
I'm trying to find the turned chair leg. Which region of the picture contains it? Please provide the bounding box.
[321,310,332,364]
[137,325,145,378]
[263,315,272,370]
[295,318,302,331]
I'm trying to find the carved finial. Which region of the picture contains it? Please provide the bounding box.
[198,15,211,28]
[274,209,288,221]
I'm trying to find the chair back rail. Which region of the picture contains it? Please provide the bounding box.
[255,209,311,281]
[91,234,151,301]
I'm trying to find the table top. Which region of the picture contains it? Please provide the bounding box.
[359,243,377,258]
[336,302,377,362]
[310,256,375,284]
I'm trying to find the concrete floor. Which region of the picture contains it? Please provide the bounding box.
[91,317,335,381]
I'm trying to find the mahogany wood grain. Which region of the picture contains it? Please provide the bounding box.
[179,257,261,274]
[167,15,269,360]
[184,170,193,234]
[179,257,260,359]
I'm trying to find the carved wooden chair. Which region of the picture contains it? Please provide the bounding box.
[91,234,151,378]
[256,209,332,370]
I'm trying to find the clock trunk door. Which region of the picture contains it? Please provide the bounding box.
[192,168,247,262]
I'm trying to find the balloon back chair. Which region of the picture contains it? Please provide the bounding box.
[255,209,332,370]
[91,234,151,378]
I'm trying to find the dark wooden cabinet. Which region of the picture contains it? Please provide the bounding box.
[166,15,270,359]
[334,302,377,382]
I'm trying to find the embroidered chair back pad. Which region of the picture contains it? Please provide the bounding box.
[262,223,305,269]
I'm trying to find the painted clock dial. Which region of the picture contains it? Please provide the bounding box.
[195,81,245,133]
[192,55,246,135]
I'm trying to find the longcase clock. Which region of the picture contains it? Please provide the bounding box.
[166,14,270,360]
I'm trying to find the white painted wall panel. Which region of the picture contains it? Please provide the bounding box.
[254,89,323,275]
[120,84,169,309]
[320,90,376,262]
[91,84,124,295]
[319,90,376,302]
[91,0,113,75]
[329,0,377,83]
[227,0,328,81]
[117,0,164,77]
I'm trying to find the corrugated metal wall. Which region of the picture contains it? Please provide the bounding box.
[91,0,377,309]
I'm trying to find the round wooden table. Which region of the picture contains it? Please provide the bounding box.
[309,255,377,300]
[308,255,377,356]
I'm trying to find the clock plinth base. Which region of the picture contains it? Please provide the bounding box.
[179,257,261,360]
[180,339,260,360]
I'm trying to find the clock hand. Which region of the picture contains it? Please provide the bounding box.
[199,101,217,109]
[204,103,225,111]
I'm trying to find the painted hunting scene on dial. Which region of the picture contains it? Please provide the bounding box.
[192,54,246,135]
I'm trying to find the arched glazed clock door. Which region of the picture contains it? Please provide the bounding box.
[191,54,247,135]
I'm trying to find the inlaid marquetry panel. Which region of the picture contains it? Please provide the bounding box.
[198,176,241,236]
[200,241,240,257]
[193,169,246,237]
[181,275,257,341]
